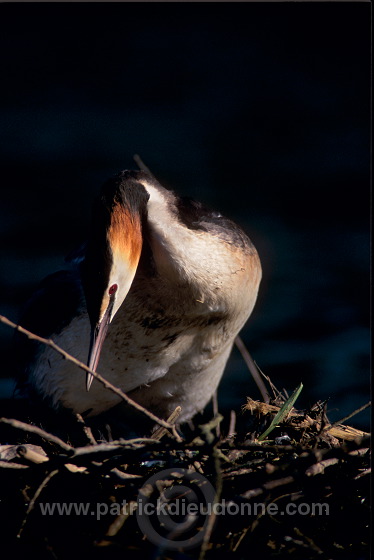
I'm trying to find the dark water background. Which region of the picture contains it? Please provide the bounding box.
[0,4,370,429]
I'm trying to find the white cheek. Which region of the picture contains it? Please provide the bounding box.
[108,258,137,320]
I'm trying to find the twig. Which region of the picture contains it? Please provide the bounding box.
[241,475,295,499]
[104,500,138,538]
[116,437,164,446]
[212,390,221,438]
[293,527,324,555]
[199,415,223,445]
[173,425,183,442]
[199,446,223,560]
[258,368,283,400]
[105,423,113,442]
[75,413,97,445]
[151,406,182,441]
[354,468,371,480]
[305,458,340,476]
[263,475,295,491]
[233,526,250,552]
[71,443,141,457]
[16,445,49,464]
[0,460,29,469]
[17,469,59,537]
[0,417,73,453]
[244,399,370,441]
[69,439,161,462]
[0,314,174,432]
[110,468,142,480]
[228,410,236,437]
[64,424,150,477]
[234,336,270,403]
[348,448,370,456]
[321,401,371,435]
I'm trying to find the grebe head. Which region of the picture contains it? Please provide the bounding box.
[81,171,149,390]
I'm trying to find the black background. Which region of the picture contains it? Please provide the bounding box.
[0,3,370,428]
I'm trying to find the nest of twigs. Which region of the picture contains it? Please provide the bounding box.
[0,386,370,560]
[0,313,370,559]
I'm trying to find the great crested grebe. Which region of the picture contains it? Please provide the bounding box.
[15,170,261,425]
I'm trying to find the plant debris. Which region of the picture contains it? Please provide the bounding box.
[0,392,370,560]
[0,314,370,559]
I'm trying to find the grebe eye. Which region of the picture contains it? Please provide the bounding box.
[109,284,118,296]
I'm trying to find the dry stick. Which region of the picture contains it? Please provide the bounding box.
[0,460,29,469]
[212,390,221,438]
[321,401,371,435]
[305,458,339,477]
[75,413,97,446]
[170,424,182,442]
[234,336,270,403]
[241,475,295,500]
[293,527,324,555]
[76,414,139,479]
[258,368,283,400]
[233,526,250,552]
[0,315,174,432]
[151,406,183,442]
[17,469,59,538]
[199,446,223,560]
[111,468,142,480]
[16,445,49,464]
[228,410,236,437]
[0,417,73,453]
[104,500,138,539]
[63,440,295,463]
[354,468,371,480]
[68,440,159,458]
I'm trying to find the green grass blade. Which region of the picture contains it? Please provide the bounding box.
[257,382,303,442]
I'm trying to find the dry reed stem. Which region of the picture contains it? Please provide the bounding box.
[0,417,73,452]
[235,335,270,403]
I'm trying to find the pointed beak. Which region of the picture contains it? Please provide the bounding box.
[86,301,113,391]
